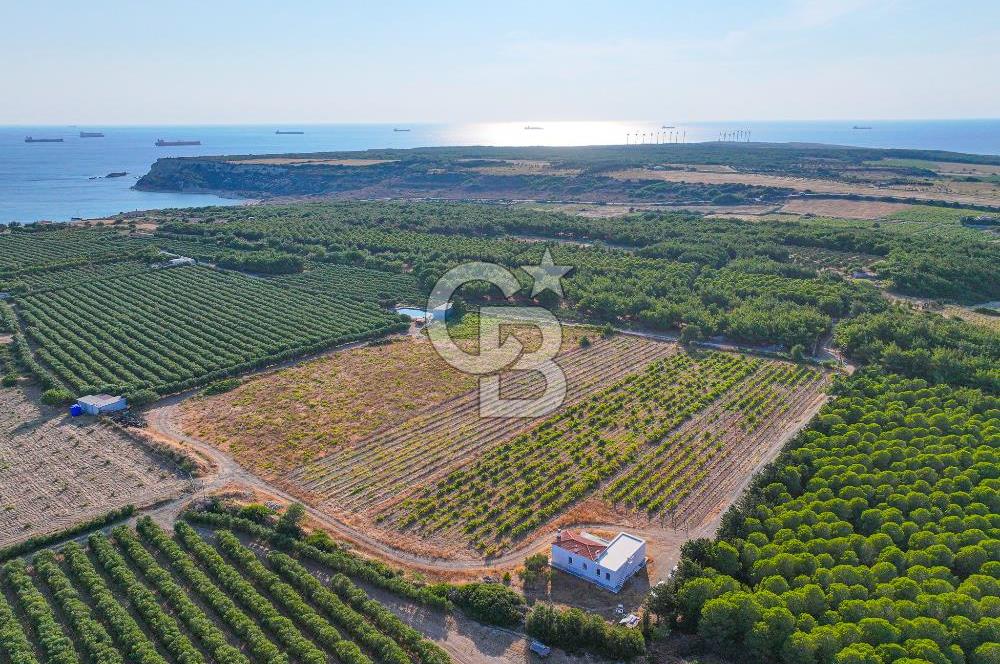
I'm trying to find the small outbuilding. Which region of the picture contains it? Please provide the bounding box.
[551,529,647,593]
[76,394,127,416]
[166,256,196,268]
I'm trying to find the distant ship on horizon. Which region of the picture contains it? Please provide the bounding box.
[155,139,201,146]
[79,131,104,138]
[853,126,873,130]
[393,128,411,132]
[275,130,305,134]
[25,136,64,143]
[524,125,544,130]
[661,125,675,129]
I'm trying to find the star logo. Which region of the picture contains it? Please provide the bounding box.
[521,248,572,298]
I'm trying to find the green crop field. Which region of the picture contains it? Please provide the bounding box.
[0,517,450,664]
[274,263,424,305]
[0,229,150,275]
[384,351,829,555]
[0,260,154,294]
[16,265,406,395]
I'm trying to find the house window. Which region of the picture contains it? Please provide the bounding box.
[568,556,573,565]
[595,567,600,576]
[605,572,610,580]
[583,563,587,570]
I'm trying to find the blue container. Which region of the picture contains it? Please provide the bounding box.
[69,404,83,417]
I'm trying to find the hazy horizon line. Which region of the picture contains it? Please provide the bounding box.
[4,117,999,128]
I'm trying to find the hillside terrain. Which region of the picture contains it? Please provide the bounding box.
[135,143,1000,209]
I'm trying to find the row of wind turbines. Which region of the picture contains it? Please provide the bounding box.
[625,130,686,145]
[625,128,754,145]
[719,129,752,142]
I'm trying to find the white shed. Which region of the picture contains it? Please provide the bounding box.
[77,394,127,416]
[550,529,647,593]
[166,257,195,267]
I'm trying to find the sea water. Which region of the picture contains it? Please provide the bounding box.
[2,119,997,224]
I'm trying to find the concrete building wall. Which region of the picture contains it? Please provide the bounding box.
[551,544,616,591]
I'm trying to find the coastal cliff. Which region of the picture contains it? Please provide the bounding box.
[134,143,1000,208]
[134,152,794,204]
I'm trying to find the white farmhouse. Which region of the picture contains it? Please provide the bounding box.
[550,529,647,593]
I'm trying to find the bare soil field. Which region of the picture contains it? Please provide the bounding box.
[0,387,190,547]
[609,168,1000,207]
[778,198,915,219]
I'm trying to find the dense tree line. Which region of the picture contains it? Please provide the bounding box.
[0,505,135,564]
[89,533,207,664]
[2,559,79,664]
[33,551,122,664]
[526,604,646,660]
[118,523,261,664]
[216,250,305,274]
[185,507,451,610]
[647,372,1000,664]
[60,542,169,664]
[836,307,1000,393]
[141,203,916,350]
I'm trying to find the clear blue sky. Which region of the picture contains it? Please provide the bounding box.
[2,0,997,124]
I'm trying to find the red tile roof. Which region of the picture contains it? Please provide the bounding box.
[554,530,607,561]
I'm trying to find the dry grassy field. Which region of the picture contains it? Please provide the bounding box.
[461,160,584,176]
[609,167,1000,207]
[180,337,480,478]
[941,304,1000,331]
[180,322,594,480]
[778,198,915,219]
[0,387,189,547]
[290,335,676,515]
[868,158,1000,177]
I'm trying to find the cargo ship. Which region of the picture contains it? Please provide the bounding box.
[524,126,544,130]
[25,136,64,143]
[275,130,304,134]
[393,128,411,132]
[155,139,201,146]
[79,131,104,138]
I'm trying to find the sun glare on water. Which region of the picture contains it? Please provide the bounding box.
[440,121,672,147]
